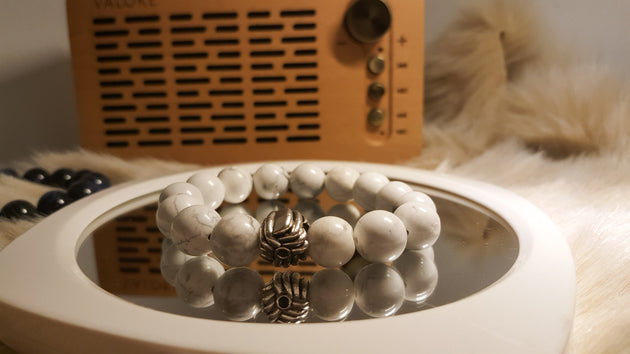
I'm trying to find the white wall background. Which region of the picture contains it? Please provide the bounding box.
[0,0,629,165]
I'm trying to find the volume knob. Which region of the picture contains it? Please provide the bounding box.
[344,0,392,43]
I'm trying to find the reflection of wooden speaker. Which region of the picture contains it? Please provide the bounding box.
[92,192,351,296]
[67,0,424,164]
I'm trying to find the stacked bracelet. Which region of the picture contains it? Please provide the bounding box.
[156,163,441,267]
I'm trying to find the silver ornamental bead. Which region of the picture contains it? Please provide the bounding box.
[261,271,310,323]
[259,208,309,267]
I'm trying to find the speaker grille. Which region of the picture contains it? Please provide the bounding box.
[92,9,320,149]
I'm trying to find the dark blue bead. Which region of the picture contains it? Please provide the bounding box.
[73,169,94,182]
[0,200,38,220]
[0,168,18,177]
[68,179,99,200]
[80,172,111,189]
[37,190,73,216]
[48,168,75,188]
[23,168,50,184]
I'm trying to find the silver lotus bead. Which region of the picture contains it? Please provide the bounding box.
[261,271,310,323]
[259,208,309,267]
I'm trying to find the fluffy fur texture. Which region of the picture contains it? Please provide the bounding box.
[1,1,629,352]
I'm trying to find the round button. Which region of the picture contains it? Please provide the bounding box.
[367,56,385,75]
[367,108,385,127]
[368,82,385,100]
[345,0,392,43]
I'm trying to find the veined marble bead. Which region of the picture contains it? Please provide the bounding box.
[395,201,441,249]
[170,204,221,256]
[175,256,224,308]
[158,182,203,204]
[307,216,355,268]
[392,249,438,303]
[309,269,354,321]
[218,167,253,204]
[156,194,201,238]
[253,164,289,200]
[213,267,264,321]
[353,210,406,263]
[374,181,413,212]
[209,214,261,267]
[394,190,437,212]
[161,237,174,253]
[354,263,405,317]
[352,172,389,210]
[324,166,360,202]
[289,163,325,199]
[187,172,225,209]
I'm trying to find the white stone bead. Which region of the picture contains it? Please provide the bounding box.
[158,182,204,204]
[392,249,438,303]
[353,210,406,263]
[160,240,194,285]
[324,166,360,202]
[327,203,361,227]
[213,267,264,321]
[294,198,325,224]
[218,167,253,204]
[307,216,355,268]
[156,194,202,238]
[175,256,224,308]
[209,214,261,267]
[309,269,354,321]
[289,163,325,199]
[187,172,225,209]
[352,172,389,210]
[170,204,221,256]
[395,201,441,249]
[395,190,437,212]
[255,200,284,224]
[354,263,405,317]
[253,164,289,200]
[374,181,413,212]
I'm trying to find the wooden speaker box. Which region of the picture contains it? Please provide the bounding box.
[67,0,424,164]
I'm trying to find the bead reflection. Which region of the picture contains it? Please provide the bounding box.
[160,238,193,286]
[293,198,325,224]
[213,268,264,321]
[254,199,284,223]
[218,203,251,218]
[175,257,224,308]
[354,263,405,318]
[392,249,438,303]
[327,203,361,227]
[309,269,354,321]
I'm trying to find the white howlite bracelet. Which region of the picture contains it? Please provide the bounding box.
[156,162,441,268]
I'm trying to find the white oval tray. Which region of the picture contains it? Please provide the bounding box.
[0,161,575,353]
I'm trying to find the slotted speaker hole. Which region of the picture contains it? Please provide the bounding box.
[91,6,321,152]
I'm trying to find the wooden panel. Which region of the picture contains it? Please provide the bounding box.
[67,0,424,164]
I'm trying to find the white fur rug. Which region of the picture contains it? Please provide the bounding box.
[1,1,628,353]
